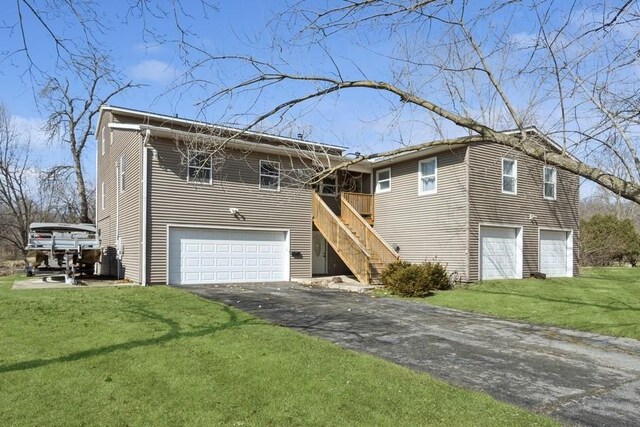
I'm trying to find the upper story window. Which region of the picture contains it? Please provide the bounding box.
[376,168,391,193]
[259,160,280,191]
[319,174,337,196]
[187,150,213,184]
[101,127,106,156]
[101,182,105,210]
[502,158,517,195]
[418,157,437,195]
[543,166,557,200]
[119,156,125,193]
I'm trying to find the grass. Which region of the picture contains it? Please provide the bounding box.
[0,275,554,426]
[416,267,640,340]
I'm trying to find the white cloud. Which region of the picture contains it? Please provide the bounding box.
[130,60,178,83]
[12,115,48,148]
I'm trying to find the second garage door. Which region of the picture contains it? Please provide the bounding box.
[168,227,288,285]
[539,230,570,277]
[480,226,520,280]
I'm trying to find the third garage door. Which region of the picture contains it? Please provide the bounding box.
[539,230,570,277]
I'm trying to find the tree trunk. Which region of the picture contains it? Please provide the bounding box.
[72,152,91,224]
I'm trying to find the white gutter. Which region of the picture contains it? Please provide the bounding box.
[140,129,151,286]
[139,124,373,174]
[108,123,141,131]
[100,105,347,150]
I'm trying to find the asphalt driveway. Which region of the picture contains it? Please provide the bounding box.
[179,282,640,426]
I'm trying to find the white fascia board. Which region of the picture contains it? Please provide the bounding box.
[100,105,346,151]
[371,144,465,167]
[141,124,373,173]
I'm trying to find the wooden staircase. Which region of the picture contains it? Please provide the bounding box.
[312,192,399,284]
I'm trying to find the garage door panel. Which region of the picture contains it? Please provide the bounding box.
[481,226,519,280]
[168,227,288,285]
[540,230,569,277]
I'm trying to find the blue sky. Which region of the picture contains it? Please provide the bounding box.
[2,0,635,196]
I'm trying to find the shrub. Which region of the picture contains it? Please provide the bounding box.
[580,214,640,266]
[381,260,450,297]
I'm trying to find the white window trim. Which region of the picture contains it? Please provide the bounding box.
[418,157,438,196]
[319,174,338,196]
[119,156,125,193]
[186,150,213,185]
[110,128,114,145]
[101,182,105,210]
[259,160,280,192]
[375,168,391,194]
[543,166,557,200]
[501,158,517,195]
[101,127,106,156]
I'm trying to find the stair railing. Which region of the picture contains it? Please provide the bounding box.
[342,192,374,220]
[340,194,400,266]
[312,193,371,284]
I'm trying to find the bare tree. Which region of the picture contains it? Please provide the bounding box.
[0,103,38,257]
[6,1,640,205]
[170,1,640,202]
[40,51,139,223]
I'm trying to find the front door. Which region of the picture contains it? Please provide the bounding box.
[312,231,328,275]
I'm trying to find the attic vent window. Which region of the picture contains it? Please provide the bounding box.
[259,160,280,191]
[187,150,213,184]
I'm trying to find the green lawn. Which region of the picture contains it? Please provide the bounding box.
[423,267,640,340]
[0,276,553,426]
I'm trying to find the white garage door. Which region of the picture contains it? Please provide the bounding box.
[168,227,288,285]
[480,226,519,280]
[539,230,569,277]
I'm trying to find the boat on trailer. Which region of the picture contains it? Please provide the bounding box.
[25,223,101,284]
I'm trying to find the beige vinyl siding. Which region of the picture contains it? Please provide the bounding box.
[373,148,469,280]
[468,142,579,281]
[95,126,142,281]
[96,120,115,276]
[146,137,312,284]
[115,130,142,282]
[96,217,113,276]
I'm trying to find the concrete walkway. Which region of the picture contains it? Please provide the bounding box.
[179,282,640,427]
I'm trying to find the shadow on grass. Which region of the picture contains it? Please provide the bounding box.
[471,289,640,312]
[0,304,258,374]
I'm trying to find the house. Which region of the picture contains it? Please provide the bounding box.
[95,106,579,285]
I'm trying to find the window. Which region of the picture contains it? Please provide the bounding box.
[319,175,337,196]
[502,158,517,194]
[259,160,280,191]
[376,168,391,193]
[418,158,437,195]
[187,150,213,184]
[119,156,125,193]
[101,127,106,156]
[543,166,557,200]
[101,182,105,210]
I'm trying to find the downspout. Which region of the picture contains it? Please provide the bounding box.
[95,130,99,275]
[115,162,121,279]
[140,129,151,286]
